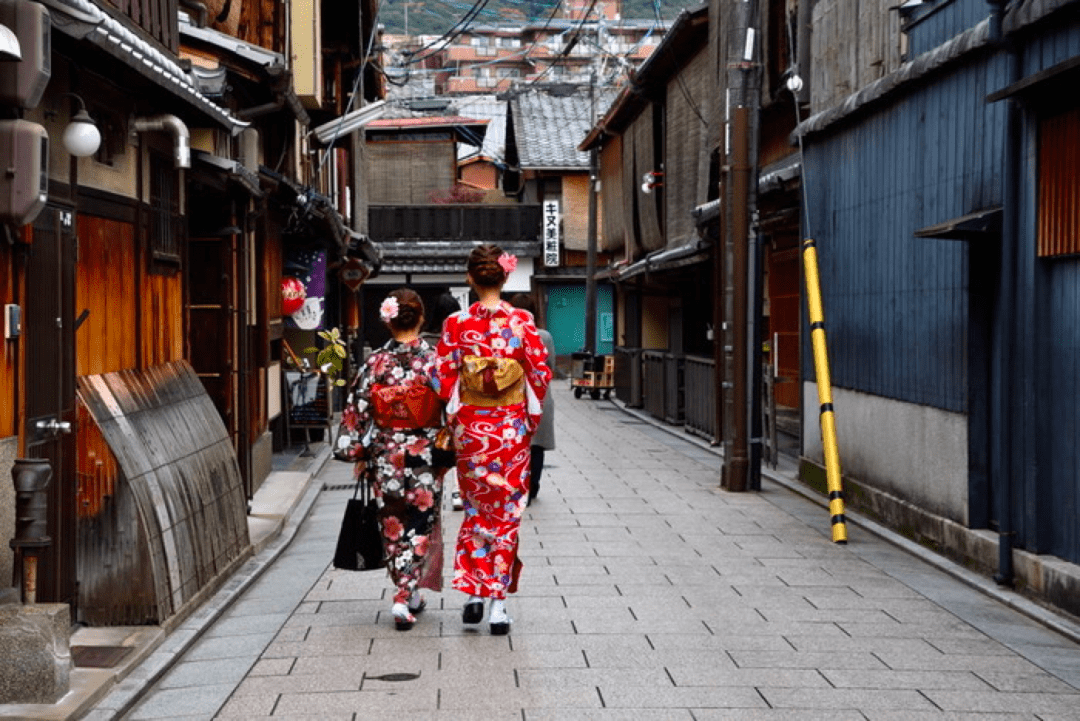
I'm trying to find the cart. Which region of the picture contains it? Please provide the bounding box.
[569,351,614,400]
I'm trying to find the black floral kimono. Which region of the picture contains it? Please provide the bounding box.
[342,338,446,604]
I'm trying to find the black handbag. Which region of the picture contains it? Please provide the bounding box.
[332,477,385,571]
[431,425,456,470]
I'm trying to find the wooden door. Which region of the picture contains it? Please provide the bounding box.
[25,204,78,611]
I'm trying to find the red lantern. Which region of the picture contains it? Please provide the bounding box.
[281,277,306,316]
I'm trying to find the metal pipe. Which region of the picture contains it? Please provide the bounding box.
[988,0,1020,586]
[179,0,208,27]
[585,73,599,357]
[133,114,191,168]
[802,238,848,543]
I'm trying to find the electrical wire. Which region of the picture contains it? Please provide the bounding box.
[400,0,496,65]
[315,0,385,173]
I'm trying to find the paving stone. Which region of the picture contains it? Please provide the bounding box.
[271,688,439,715]
[155,657,256,690]
[760,687,937,710]
[596,683,768,709]
[125,683,235,718]
[924,690,1080,714]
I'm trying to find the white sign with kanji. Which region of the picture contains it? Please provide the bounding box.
[542,200,560,268]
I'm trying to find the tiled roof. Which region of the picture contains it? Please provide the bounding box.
[511,87,619,169]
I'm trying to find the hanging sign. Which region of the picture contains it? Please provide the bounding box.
[340,257,370,292]
[542,200,560,268]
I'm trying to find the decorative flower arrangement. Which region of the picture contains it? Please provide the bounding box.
[497,252,518,275]
[380,296,400,323]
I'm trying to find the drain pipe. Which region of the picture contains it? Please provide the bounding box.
[988,0,1018,587]
[133,115,191,168]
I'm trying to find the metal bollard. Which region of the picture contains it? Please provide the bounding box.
[10,458,53,603]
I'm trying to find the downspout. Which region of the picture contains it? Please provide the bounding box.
[988,0,1018,587]
[133,115,191,169]
[179,0,208,27]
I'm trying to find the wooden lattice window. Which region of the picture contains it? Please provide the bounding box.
[1038,105,1080,257]
[149,151,181,263]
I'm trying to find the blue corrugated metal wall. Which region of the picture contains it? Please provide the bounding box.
[1045,260,1080,561]
[1023,4,1080,565]
[803,8,1080,566]
[802,59,1007,413]
[907,0,991,57]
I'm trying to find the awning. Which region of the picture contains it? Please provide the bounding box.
[986,55,1080,103]
[914,207,1002,240]
[313,101,387,146]
[191,150,263,197]
[758,155,801,195]
[609,241,711,282]
[39,0,248,134]
[259,167,378,269]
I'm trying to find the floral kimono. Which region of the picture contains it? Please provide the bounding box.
[342,337,446,605]
[435,301,552,599]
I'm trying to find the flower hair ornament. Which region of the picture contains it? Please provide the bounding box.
[380,296,400,323]
[497,252,518,275]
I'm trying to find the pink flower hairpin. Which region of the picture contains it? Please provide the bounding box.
[498,253,518,275]
[380,296,400,323]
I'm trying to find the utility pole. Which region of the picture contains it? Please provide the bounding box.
[721,0,762,492]
[585,70,598,356]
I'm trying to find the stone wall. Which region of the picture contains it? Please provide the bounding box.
[0,437,15,594]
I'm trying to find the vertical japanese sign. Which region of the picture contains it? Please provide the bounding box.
[542,200,560,267]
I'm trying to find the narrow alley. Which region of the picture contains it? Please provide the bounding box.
[90,385,1080,719]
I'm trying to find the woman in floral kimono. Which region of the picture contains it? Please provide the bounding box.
[342,288,446,631]
[435,244,552,634]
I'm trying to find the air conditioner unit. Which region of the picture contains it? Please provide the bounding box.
[0,119,49,226]
[0,0,50,109]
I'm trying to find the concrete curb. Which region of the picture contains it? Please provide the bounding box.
[609,398,1080,647]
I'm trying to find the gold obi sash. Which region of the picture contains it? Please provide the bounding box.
[460,355,525,407]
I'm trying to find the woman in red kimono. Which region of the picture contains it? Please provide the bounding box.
[435,244,552,634]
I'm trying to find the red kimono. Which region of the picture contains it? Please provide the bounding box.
[435,301,552,599]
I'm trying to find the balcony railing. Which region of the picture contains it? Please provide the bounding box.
[368,204,542,242]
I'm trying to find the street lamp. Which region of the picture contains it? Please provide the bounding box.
[62,94,101,158]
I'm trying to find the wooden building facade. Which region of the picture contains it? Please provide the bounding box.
[0,0,380,626]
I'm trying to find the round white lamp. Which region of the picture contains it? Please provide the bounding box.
[62,98,101,158]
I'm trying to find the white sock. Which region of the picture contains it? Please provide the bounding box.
[468,594,483,605]
[489,599,508,624]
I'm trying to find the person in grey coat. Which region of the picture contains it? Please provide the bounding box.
[510,294,555,505]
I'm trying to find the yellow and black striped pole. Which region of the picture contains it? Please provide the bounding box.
[802,238,848,544]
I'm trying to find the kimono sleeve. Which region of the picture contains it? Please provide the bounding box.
[434,313,462,404]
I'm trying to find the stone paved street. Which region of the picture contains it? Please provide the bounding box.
[101,385,1080,719]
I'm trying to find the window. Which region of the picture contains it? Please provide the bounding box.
[149,151,181,263]
[1038,106,1080,257]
